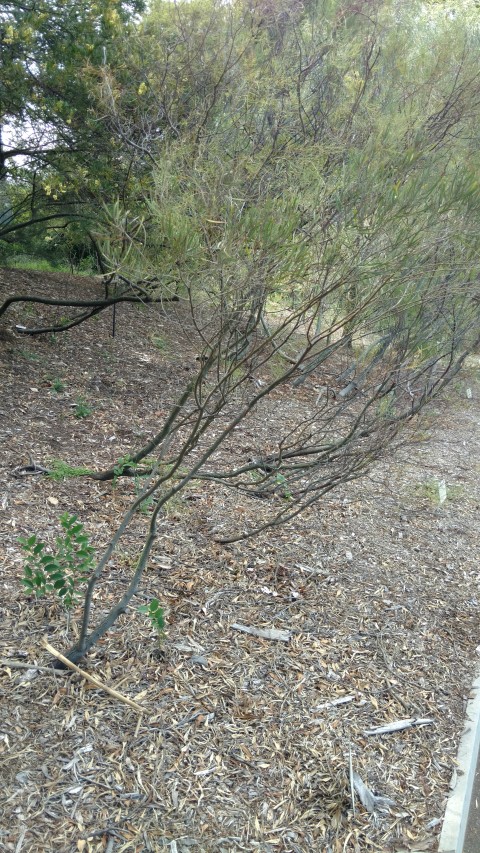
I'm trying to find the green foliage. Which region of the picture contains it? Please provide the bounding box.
[47,460,93,480]
[10,0,480,666]
[275,473,292,500]
[90,0,480,382]
[19,349,40,363]
[138,598,166,638]
[133,475,156,514]
[1,0,145,259]
[1,230,98,274]
[3,255,72,273]
[151,334,167,352]
[51,378,66,393]
[415,479,463,504]
[20,513,95,609]
[74,398,93,419]
[112,455,135,485]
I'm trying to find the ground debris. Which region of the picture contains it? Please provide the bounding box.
[363,718,435,736]
[1,269,479,852]
[231,622,291,642]
[352,771,396,814]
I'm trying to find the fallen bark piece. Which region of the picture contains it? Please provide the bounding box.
[43,639,144,713]
[313,694,356,710]
[231,623,291,642]
[363,717,434,736]
[352,771,396,814]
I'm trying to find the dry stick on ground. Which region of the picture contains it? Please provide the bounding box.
[0,659,70,675]
[363,718,435,736]
[231,623,292,642]
[43,639,144,713]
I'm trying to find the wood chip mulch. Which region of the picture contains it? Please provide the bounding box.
[0,268,479,853]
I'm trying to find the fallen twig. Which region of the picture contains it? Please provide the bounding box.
[231,623,291,642]
[313,694,356,710]
[363,717,434,736]
[11,463,49,478]
[349,744,356,817]
[1,658,69,674]
[42,639,144,713]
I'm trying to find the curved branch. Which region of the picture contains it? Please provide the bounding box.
[16,304,111,335]
[2,291,179,335]
[0,212,85,240]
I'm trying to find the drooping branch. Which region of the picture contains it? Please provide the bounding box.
[0,211,85,241]
[1,290,179,335]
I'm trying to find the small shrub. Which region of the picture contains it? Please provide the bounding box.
[51,377,65,393]
[275,472,292,500]
[113,454,134,478]
[138,598,166,639]
[20,513,95,609]
[112,454,138,488]
[74,397,93,418]
[151,334,168,351]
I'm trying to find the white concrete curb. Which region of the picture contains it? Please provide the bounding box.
[438,670,480,853]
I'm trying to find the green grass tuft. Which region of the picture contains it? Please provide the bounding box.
[47,460,93,480]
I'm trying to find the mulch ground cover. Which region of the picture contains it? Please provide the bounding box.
[1,268,479,852]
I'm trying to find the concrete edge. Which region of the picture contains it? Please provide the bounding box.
[438,670,480,853]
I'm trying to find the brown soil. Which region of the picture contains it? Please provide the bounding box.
[0,267,479,853]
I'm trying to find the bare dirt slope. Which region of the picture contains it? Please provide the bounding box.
[1,268,479,853]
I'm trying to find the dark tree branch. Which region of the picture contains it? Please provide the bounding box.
[2,291,179,334]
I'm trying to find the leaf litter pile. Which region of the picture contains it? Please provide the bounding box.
[0,269,479,853]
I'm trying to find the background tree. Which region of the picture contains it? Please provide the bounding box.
[0,0,144,254]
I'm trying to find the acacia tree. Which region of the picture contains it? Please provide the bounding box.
[39,0,480,664]
[65,159,480,662]
[0,0,478,662]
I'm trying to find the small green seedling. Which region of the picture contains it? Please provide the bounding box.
[151,334,167,352]
[20,513,95,609]
[112,454,137,488]
[113,454,134,478]
[51,377,65,393]
[276,472,292,500]
[74,397,93,418]
[138,598,166,639]
[20,349,40,362]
